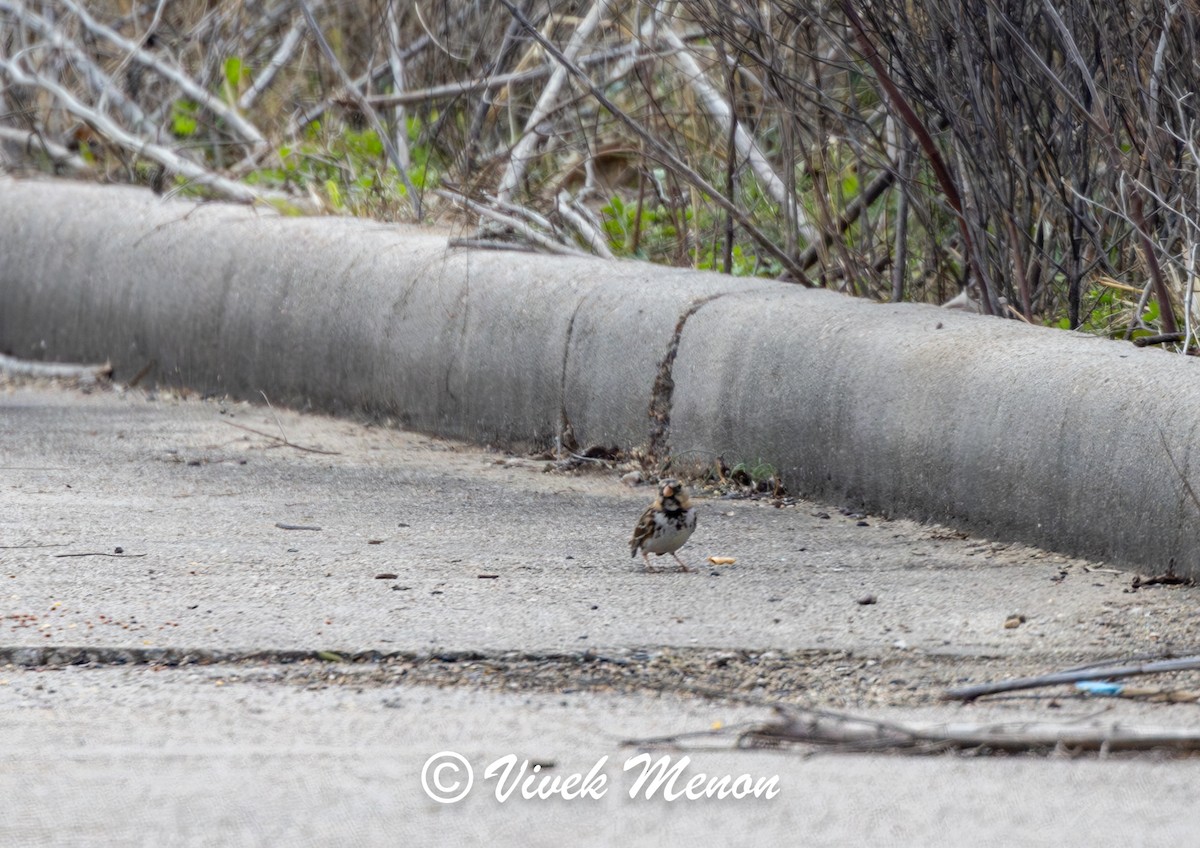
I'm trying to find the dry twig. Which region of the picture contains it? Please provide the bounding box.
[297,0,422,219]
[436,188,593,257]
[0,126,90,173]
[495,0,610,204]
[743,706,1200,754]
[0,56,270,204]
[220,419,340,456]
[0,352,112,382]
[495,0,813,283]
[941,655,1200,702]
[57,0,267,152]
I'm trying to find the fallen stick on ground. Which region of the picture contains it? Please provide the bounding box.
[556,190,615,259]
[1133,331,1187,347]
[0,353,112,382]
[624,698,1200,756]
[220,419,340,456]
[1131,572,1191,588]
[941,654,1200,702]
[435,189,594,258]
[0,126,91,173]
[740,706,1200,754]
[1074,681,1200,703]
[446,238,538,253]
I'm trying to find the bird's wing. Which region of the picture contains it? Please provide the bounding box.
[629,504,658,555]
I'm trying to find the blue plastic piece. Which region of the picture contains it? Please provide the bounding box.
[1075,681,1124,696]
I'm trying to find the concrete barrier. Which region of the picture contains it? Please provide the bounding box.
[3,177,1200,574]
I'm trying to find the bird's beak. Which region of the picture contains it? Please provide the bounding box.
[662,485,675,497]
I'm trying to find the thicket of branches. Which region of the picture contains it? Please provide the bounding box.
[2,0,1198,335]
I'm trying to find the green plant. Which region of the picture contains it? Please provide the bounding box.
[1049,282,1157,338]
[600,192,678,259]
[170,100,199,139]
[245,118,439,218]
[730,458,778,485]
[222,57,248,103]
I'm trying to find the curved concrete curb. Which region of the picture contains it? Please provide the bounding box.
[3,177,1200,575]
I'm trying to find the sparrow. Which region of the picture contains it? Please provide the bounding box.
[629,478,697,571]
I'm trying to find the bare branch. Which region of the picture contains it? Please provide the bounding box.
[238,15,306,112]
[383,0,412,171]
[496,0,611,204]
[436,188,594,258]
[0,0,157,137]
[0,126,90,173]
[363,43,660,108]
[298,0,423,220]
[0,55,271,204]
[654,19,818,244]
[0,353,111,381]
[942,654,1200,702]
[556,190,616,259]
[495,0,813,284]
[747,707,1200,754]
[55,0,267,152]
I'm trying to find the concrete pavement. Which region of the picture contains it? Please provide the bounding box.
[3,384,1184,657]
[6,666,1200,847]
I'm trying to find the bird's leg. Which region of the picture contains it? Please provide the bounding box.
[641,551,653,572]
[671,553,691,572]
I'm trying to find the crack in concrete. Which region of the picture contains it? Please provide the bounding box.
[0,644,1039,711]
[646,293,726,464]
[0,645,643,668]
[558,298,586,453]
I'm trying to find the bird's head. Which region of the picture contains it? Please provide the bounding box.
[657,478,690,510]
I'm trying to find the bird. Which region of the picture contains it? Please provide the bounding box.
[629,478,697,572]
